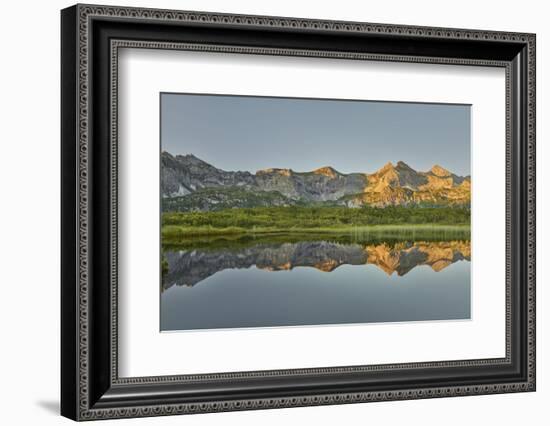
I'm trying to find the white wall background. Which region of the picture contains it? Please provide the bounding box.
[0,0,546,424]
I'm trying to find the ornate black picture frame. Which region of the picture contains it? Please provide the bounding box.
[61,4,536,421]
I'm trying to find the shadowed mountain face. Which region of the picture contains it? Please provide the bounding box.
[162,240,471,290]
[161,152,470,211]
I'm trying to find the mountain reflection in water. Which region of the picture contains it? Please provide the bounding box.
[162,238,471,290]
[160,235,471,330]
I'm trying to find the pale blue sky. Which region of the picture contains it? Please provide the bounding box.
[161,93,471,176]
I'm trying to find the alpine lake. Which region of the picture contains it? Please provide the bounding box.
[161,228,471,331]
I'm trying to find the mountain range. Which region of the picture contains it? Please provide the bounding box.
[161,152,470,211]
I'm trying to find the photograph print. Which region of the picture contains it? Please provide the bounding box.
[160,93,472,332]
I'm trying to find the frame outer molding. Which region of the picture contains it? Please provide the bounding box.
[61,3,536,421]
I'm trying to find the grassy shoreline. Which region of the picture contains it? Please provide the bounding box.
[162,206,470,242]
[162,223,471,240]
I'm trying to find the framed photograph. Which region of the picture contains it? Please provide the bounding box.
[61,4,536,421]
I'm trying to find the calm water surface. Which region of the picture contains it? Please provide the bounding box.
[161,236,471,331]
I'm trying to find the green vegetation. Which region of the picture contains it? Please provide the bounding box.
[161,257,169,276]
[163,205,470,228]
[162,205,470,242]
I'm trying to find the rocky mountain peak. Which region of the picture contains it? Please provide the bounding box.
[370,160,424,190]
[430,164,451,177]
[313,166,341,178]
[378,161,395,173]
[375,161,417,176]
[396,161,414,170]
[257,167,293,177]
[175,153,200,162]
